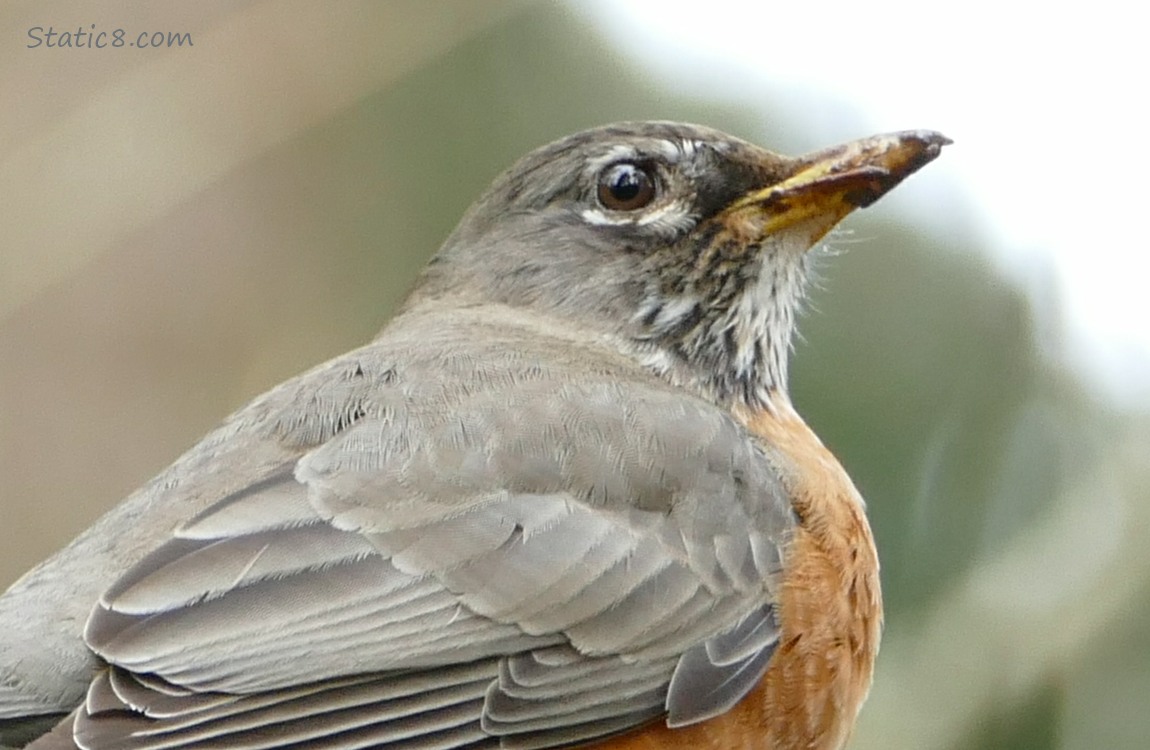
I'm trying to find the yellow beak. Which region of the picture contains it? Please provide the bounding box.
[726,130,951,244]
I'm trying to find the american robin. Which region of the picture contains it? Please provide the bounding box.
[0,122,947,750]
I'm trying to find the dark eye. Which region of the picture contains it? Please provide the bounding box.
[597,162,658,211]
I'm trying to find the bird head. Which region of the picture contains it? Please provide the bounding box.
[412,122,948,409]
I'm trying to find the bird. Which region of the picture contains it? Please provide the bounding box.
[0,121,948,750]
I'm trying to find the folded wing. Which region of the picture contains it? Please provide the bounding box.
[75,355,795,749]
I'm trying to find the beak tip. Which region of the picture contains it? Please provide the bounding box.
[888,129,951,179]
[841,131,950,208]
[906,129,953,158]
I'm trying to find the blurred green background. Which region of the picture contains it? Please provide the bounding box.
[2,2,1148,749]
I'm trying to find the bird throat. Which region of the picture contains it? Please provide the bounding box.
[629,242,810,411]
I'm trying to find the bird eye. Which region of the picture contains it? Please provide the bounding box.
[596,162,658,211]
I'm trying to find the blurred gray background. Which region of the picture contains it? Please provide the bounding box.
[2,2,1148,749]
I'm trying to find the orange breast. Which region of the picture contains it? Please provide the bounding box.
[596,399,882,750]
